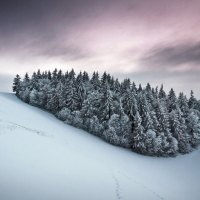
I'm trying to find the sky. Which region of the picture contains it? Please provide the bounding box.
[0,0,200,97]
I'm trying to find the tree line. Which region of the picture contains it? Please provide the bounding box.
[13,69,200,156]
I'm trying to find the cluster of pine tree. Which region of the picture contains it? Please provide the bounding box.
[13,69,200,156]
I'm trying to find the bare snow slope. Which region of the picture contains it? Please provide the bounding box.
[0,93,200,200]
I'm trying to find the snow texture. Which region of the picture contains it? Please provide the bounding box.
[0,93,200,200]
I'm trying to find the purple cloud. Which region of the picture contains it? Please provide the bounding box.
[139,42,200,71]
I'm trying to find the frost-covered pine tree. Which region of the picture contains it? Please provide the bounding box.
[155,99,170,135]
[188,90,197,109]
[99,83,114,122]
[76,72,86,109]
[13,74,21,96]
[186,111,200,147]
[167,88,177,112]
[65,79,79,111]
[91,72,101,90]
[113,78,121,94]
[169,107,191,153]
[132,111,146,153]
[155,99,178,156]
[19,73,31,103]
[105,111,131,147]
[46,91,60,113]
[158,84,166,99]
[178,92,189,118]
[138,93,155,132]
[29,88,39,106]
[81,91,101,131]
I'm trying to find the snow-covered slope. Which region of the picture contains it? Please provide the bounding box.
[0,93,200,200]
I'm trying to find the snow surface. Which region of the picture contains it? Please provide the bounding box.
[0,92,200,200]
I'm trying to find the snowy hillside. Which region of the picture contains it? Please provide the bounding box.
[0,93,200,200]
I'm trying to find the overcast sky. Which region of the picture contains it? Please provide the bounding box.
[0,0,200,97]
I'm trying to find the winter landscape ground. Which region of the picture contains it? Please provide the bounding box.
[0,92,200,200]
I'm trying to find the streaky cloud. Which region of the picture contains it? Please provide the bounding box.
[140,42,200,71]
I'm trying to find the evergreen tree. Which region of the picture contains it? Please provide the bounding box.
[47,71,52,80]
[186,111,200,147]
[19,73,31,103]
[121,78,131,94]
[145,129,159,155]
[91,72,100,90]
[101,72,107,88]
[46,91,60,113]
[13,74,21,96]
[131,81,137,93]
[137,84,142,93]
[31,72,39,90]
[155,100,170,135]
[114,78,121,94]
[188,90,197,109]
[83,71,89,83]
[138,94,155,132]
[105,113,131,147]
[158,84,166,99]
[65,80,79,111]
[132,111,146,153]
[145,83,151,91]
[37,69,41,79]
[57,69,63,80]
[76,72,86,109]
[169,108,191,153]
[24,73,30,83]
[81,91,101,131]
[121,90,137,134]
[29,88,39,106]
[99,83,114,122]
[167,88,177,112]
[178,92,189,118]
